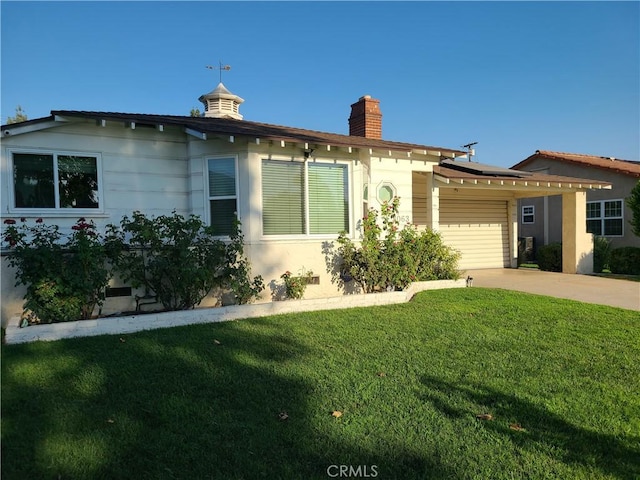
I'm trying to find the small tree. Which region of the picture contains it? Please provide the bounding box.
[6,105,27,124]
[190,107,202,117]
[627,180,640,237]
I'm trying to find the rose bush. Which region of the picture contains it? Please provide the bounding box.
[3,217,114,323]
[336,197,460,293]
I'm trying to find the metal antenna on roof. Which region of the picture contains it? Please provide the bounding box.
[461,141,478,162]
[206,62,232,83]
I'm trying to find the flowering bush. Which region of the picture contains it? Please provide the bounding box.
[336,197,460,293]
[225,219,264,305]
[280,268,313,300]
[106,211,263,310]
[3,217,114,323]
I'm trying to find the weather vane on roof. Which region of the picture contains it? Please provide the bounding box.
[206,61,231,83]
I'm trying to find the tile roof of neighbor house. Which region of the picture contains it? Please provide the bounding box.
[1,110,466,157]
[512,150,640,178]
[434,160,611,189]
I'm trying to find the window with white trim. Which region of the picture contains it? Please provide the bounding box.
[11,152,100,210]
[207,157,237,236]
[586,199,623,236]
[261,159,349,235]
[522,205,535,224]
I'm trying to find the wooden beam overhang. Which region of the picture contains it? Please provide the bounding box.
[434,174,612,193]
[185,128,207,140]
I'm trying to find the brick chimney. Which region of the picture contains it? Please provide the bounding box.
[349,95,382,139]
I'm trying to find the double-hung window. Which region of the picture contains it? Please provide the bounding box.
[586,199,623,236]
[207,157,237,236]
[522,205,535,224]
[11,152,100,210]
[262,159,349,235]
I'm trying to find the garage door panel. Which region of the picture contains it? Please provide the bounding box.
[439,200,510,269]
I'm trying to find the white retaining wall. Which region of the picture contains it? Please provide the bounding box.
[4,280,466,344]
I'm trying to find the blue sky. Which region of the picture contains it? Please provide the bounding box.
[1,1,638,167]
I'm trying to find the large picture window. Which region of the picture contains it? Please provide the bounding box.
[262,160,349,236]
[586,199,623,236]
[12,152,100,210]
[207,157,237,236]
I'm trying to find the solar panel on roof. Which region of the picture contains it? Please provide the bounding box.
[441,159,533,177]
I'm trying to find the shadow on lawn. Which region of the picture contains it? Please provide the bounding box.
[2,324,453,480]
[419,375,640,480]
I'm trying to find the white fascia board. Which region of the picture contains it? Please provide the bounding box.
[2,119,66,137]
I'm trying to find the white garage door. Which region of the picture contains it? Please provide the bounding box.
[439,199,510,269]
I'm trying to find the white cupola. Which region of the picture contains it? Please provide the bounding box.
[198,82,244,120]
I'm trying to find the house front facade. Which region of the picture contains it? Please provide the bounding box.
[0,86,610,325]
[513,151,640,253]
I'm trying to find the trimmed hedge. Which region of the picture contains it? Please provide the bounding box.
[537,243,563,272]
[609,247,640,275]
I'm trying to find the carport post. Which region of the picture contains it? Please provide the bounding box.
[427,175,439,230]
[509,199,519,268]
[562,191,593,274]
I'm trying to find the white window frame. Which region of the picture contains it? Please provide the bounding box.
[7,148,104,215]
[204,155,239,237]
[586,199,624,237]
[260,157,352,238]
[521,205,535,224]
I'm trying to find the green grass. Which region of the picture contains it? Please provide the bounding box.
[2,289,639,480]
[518,262,540,269]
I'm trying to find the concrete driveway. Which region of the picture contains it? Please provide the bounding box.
[469,268,640,311]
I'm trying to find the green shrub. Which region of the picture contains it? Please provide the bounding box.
[609,247,640,275]
[3,217,114,323]
[336,197,460,293]
[3,213,264,321]
[593,236,612,273]
[225,221,264,305]
[280,268,313,300]
[627,180,640,237]
[107,211,263,310]
[537,243,563,272]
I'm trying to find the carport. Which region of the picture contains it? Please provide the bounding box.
[412,160,611,273]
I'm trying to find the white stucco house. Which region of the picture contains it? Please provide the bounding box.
[0,83,610,324]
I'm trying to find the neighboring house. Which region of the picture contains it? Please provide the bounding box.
[0,84,611,324]
[513,150,640,254]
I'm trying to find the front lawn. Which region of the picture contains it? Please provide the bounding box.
[2,289,639,479]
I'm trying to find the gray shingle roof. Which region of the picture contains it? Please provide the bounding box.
[35,110,466,155]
